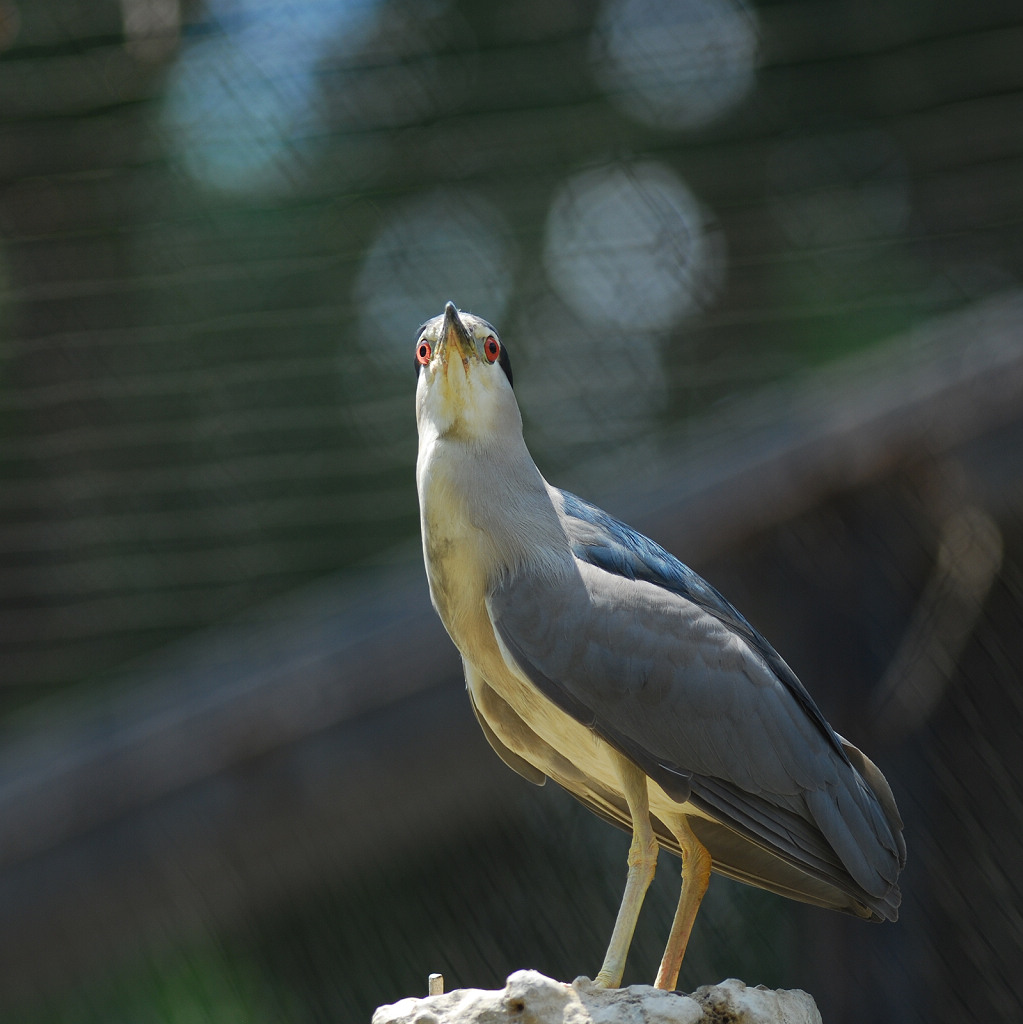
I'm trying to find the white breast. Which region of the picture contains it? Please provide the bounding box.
[416,425,679,813]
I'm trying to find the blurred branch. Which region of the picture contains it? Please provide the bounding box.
[871,502,1003,743]
[608,290,1023,559]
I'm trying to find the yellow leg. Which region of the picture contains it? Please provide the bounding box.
[594,755,658,988]
[653,815,712,991]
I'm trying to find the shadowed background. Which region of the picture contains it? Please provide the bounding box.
[1,1,1022,1022]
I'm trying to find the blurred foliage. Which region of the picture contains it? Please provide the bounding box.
[23,941,284,1024]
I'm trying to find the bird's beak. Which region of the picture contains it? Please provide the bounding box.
[438,301,474,366]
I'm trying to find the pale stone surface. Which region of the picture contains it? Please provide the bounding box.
[372,971,822,1024]
[690,978,823,1024]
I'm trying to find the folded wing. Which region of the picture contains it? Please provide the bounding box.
[486,489,905,919]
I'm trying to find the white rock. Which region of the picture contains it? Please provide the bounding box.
[371,971,821,1024]
[690,978,822,1024]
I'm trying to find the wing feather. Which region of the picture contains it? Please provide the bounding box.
[467,684,546,786]
[487,497,905,918]
[558,490,848,763]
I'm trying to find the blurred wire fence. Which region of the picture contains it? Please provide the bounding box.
[1,0,1022,1022]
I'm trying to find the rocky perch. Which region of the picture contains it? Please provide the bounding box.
[372,970,822,1024]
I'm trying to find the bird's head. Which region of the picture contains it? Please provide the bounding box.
[414,301,518,443]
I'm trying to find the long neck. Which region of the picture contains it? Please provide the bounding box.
[417,430,571,598]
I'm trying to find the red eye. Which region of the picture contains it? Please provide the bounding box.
[484,336,500,363]
[416,340,432,365]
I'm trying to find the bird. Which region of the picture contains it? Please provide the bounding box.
[413,301,905,991]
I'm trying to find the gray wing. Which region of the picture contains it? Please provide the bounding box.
[557,489,842,747]
[487,558,904,919]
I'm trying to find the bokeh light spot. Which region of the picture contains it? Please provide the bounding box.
[515,296,666,467]
[162,0,381,196]
[591,0,758,132]
[355,189,517,361]
[543,162,723,332]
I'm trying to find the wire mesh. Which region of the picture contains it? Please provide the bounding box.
[2,1,1023,1022]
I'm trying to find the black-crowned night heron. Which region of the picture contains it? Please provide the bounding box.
[414,302,905,990]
